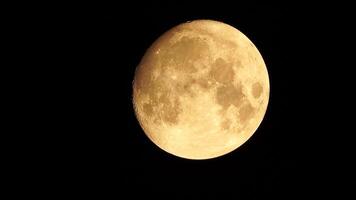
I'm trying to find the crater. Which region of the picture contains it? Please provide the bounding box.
[143,103,154,117]
[134,50,163,91]
[166,36,209,73]
[174,77,196,97]
[134,65,152,93]
[159,94,182,125]
[220,118,231,130]
[239,102,254,123]
[192,27,238,49]
[216,83,244,110]
[234,59,243,69]
[195,76,212,90]
[174,75,213,97]
[252,82,263,98]
[137,76,182,125]
[210,58,235,84]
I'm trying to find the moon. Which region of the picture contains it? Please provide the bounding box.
[132,20,269,159]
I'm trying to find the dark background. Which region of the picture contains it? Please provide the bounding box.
[53,1,354,199]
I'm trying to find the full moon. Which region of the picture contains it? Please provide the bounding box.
[132,20,269,159]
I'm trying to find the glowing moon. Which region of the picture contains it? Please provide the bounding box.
[133,20,269,159]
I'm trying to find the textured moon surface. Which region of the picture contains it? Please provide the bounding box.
[133,20,269,159]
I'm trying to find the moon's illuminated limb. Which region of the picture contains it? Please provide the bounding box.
[133,20,269,160]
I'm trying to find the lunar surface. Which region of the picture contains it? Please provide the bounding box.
[132,20,269,159]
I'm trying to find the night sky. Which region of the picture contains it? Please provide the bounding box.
[61,1,353,198]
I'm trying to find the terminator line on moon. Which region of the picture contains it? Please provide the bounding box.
[133,20,269,159]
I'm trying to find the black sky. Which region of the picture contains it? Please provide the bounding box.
[57,1,354,198]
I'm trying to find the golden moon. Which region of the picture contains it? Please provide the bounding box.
[133,20,269,159]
